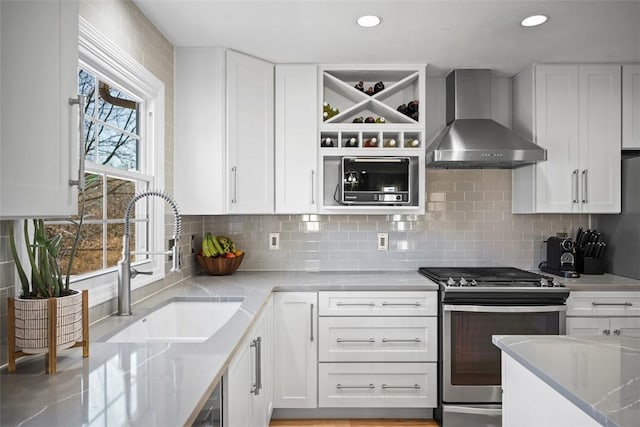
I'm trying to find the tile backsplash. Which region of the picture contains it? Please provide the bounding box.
[203,170,588,272]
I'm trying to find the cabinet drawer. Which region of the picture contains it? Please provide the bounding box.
[318,362,436,408]
[318,317,436,362]
[567,292,640,317]
[318,291,436,316]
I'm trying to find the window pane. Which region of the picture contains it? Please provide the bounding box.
[107,177,136,219]
[48,223,104,275]
[84,119,97,162]
[78,69,96,117]
[83,173,103,222]
[96,125,138,170]
[96,82,138,134]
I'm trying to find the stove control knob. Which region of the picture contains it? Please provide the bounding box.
[447,277,456,286]
[470,279,478,287]
[540,278,548,287]
[459,277,468,286]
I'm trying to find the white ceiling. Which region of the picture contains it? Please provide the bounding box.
[134,0,640,77]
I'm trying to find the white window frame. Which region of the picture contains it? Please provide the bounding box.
[73,17,166,307]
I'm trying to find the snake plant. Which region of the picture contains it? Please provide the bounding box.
[9,194,85,299]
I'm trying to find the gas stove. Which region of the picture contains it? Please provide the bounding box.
[418,267,569,304]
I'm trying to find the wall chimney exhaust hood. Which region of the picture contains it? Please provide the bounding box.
[425,69,546,169]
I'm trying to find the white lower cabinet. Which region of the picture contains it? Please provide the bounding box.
[226,297,272,427]
[318,362,437,408]
[273,292,318,408]
[317,291,438,409]
[566,291,640,338]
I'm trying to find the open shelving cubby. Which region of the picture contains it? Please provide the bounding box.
[317,64,427,214]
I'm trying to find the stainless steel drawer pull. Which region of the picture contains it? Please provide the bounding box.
[592,302,633,307]
[336,302,375,307]
[381,302,422,306]
[381,384,420,389]
[381,338,421,343]
[336,338,375,343]
[336,384,375,389]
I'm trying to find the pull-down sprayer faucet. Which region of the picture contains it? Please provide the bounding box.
[117,190,182,316]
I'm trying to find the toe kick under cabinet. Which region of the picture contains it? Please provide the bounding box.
[317,291,437,408]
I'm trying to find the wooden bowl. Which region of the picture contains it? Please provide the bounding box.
[196,253,244,276]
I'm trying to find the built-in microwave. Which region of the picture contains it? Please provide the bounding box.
[341,156,412,205]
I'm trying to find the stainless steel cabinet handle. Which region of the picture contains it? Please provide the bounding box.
[603,329,611,336]
[581,169,588,204]
[572,169,579,204]
[336,302,375,307]
[592,302,633,307]
[613,329,621,336]
[68,95,86,190]
[381,302,421,306]
[231,166,237,204]
[381,338,421,343]
[381,384,421,389]
[336,384,374,389]
[310,303,314,342]
[310,170,315,205]
[250,337,261,395]
[336,338,375,343]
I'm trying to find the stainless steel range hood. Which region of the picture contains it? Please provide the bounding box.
[425,69,546,169]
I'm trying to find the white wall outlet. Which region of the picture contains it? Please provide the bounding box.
[269,232,280,250]
[377,233,389,251]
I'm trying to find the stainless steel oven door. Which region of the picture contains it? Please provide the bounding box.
[442,304,566,403]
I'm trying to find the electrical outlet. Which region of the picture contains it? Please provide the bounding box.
[377,233,389,251]
[191,234,195,253]
[269,232,280,250]
[168,238,175,260]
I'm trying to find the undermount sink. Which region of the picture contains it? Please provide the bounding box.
[105,298,244,343]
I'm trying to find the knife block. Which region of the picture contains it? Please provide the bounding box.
[577,256,605,275]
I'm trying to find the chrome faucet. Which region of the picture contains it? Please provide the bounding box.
[117,190,182,316]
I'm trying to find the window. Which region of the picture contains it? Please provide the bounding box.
[46,18,166,305]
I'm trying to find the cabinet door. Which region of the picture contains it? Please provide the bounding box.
[534,65,580,213]
[275,65,318,214]
[578,65,621,213]
[622,64,640,149]
[566,317,610,336]
[610,317,640,337]
[226,334,254,427]
[0,0,79,217]
[175,48,227,215]
[227,51,274,214]
[273,292,318,408]
[257,296,273,425]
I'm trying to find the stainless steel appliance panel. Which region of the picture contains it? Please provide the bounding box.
[443,404,502,427]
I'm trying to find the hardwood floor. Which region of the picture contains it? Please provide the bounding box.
[270,419,439,427]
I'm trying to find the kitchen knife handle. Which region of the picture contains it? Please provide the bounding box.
[572,170,579,204]
[581,169,588,204]
[68,95,86,190]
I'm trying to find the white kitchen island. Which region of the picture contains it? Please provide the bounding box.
[493,335,640,427]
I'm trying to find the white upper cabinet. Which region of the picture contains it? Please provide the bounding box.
[175,48,274,215]
[227,51,274,214]
[622,64,640,149]
[512,64,621,214]
[275,65,318,214]
[0,0,80,218]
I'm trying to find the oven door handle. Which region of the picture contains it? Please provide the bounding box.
[443,305,567,313]
[444,405,503,417]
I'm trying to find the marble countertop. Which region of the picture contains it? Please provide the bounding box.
[0,271,436,427]
[551,273,640,292]
[493,335,640,427]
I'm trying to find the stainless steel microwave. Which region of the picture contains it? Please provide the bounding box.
[341,157,411,205]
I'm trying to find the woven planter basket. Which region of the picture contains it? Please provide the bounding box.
[14,291,83,354]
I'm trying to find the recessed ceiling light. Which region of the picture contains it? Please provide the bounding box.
[521,14,548,27]
[357,15,381,28]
